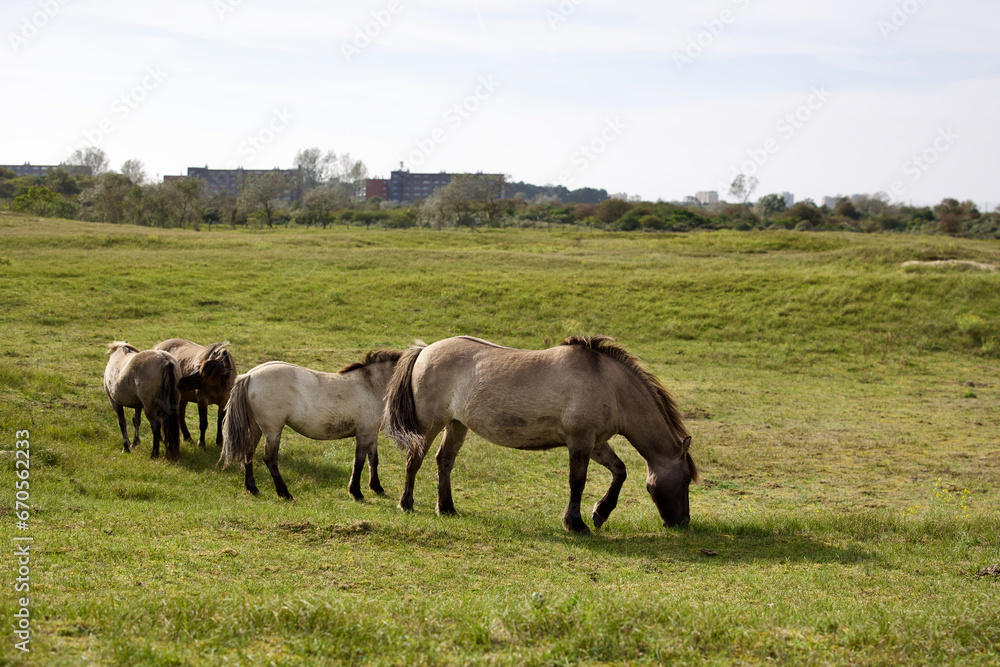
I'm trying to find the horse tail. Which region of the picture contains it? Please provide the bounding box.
[383,341,427,457]
[160,357,182,459]
[220,374,255,469]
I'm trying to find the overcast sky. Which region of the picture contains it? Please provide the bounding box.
[2,0,997,206]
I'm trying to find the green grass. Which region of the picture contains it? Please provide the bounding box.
[1,214,999,665]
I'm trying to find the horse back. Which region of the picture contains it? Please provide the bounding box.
[412,337,626,449]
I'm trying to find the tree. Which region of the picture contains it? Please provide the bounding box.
[786,201,823,226]
[14,186,59,216]
[934,198,978,236]
[294,147,337,190]
[89,172,133,223]
[594,198,630,226]
[755,193,787,219]
[728,174,759,205]
[44,168,82,196]
[301,183,351,227]
[171,177,206,227]
[67,147,109,176]
[120,158,147,185]
[239,171,290,227]
[833,198,860,220]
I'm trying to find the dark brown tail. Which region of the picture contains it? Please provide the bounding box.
[160,359,182,459]
[382,341,427,457]
[220,374,256,468]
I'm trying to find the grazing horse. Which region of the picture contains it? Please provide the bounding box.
[103,341,197,461]
[384,336,697,534]
[154,339,237,448]
[220,350,403,501]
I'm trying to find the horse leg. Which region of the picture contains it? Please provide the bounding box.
[111,400,131,451]
[436,421,468,516]
[590,441,627,529]
[262,432,292,500]
[178,400,192,442]
[348,435,368,502]
[197,399,209,448]
[244,461,260,496]
[132,408,142,450]
[147,409,161,459]
[399,425,441,512]
[215,406,225,447]
[564,442,595,535]
[367,444,385,496]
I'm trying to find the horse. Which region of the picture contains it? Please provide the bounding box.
[220,349,403,501]
[383,335,697,534]
[154,338,237,448]
[103,341,200,461]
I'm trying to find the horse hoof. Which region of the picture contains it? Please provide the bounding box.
[247,487,260,496]
[592,512,608,529]
[398,502,414,513]
[350,491,365,502]
[279,492,294,501]
[122,447,131,454]
[564,518,592,535]
[370,485,386,497]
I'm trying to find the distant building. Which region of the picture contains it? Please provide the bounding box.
[822,196,839,209]
[782,192,794,208]
[695,191,719,205]
[0,163,92,177]
[388,169,454,203]
[370,166,505,203]
[365,178,390,201]
[167,167,302,200]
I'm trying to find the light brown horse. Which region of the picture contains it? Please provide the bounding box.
[103,341,197,460]
[220,350,402,501]
[384,336,696,534]
[154,339,237,448]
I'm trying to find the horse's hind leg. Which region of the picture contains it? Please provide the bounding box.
[178,400,192,442]
[196,399,209,448]
[436,421,468,516]
[215,406,225,447]
[399,425,441,512]
[590,441,627,529]
[147,408,162,459]
[262,432,292,500]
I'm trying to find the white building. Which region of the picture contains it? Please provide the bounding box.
[782,192,794,207]
[695,190,719,205]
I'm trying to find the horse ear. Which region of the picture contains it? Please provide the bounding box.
[680,435,691,456]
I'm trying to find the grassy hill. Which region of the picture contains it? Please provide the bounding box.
[1,215,998,665]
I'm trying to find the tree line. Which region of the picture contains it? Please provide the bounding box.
[2,147,996,238]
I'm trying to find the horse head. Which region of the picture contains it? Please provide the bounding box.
[645,435,697,527]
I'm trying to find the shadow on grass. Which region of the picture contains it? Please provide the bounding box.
[173,440,357,496]
[396,508,879,567]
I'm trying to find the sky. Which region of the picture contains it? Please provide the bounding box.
[2,0,998,206]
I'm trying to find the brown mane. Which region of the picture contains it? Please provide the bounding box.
[561,336,690,439]
[338,349,403,374]
[107,341,140,355]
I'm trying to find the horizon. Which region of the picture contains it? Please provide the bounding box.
[3,0,997,208]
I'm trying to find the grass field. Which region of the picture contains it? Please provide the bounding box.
[1,214,999,665]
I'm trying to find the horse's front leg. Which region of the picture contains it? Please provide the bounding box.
[178,400,192,442]
[111,400,131,451]
[197,399,209,448]
[132,408,142,450]
[564,443,594,535]
[590,441,627,529]
[348,434,369,501]
[262,433,292,500]
[435,421,468,516]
